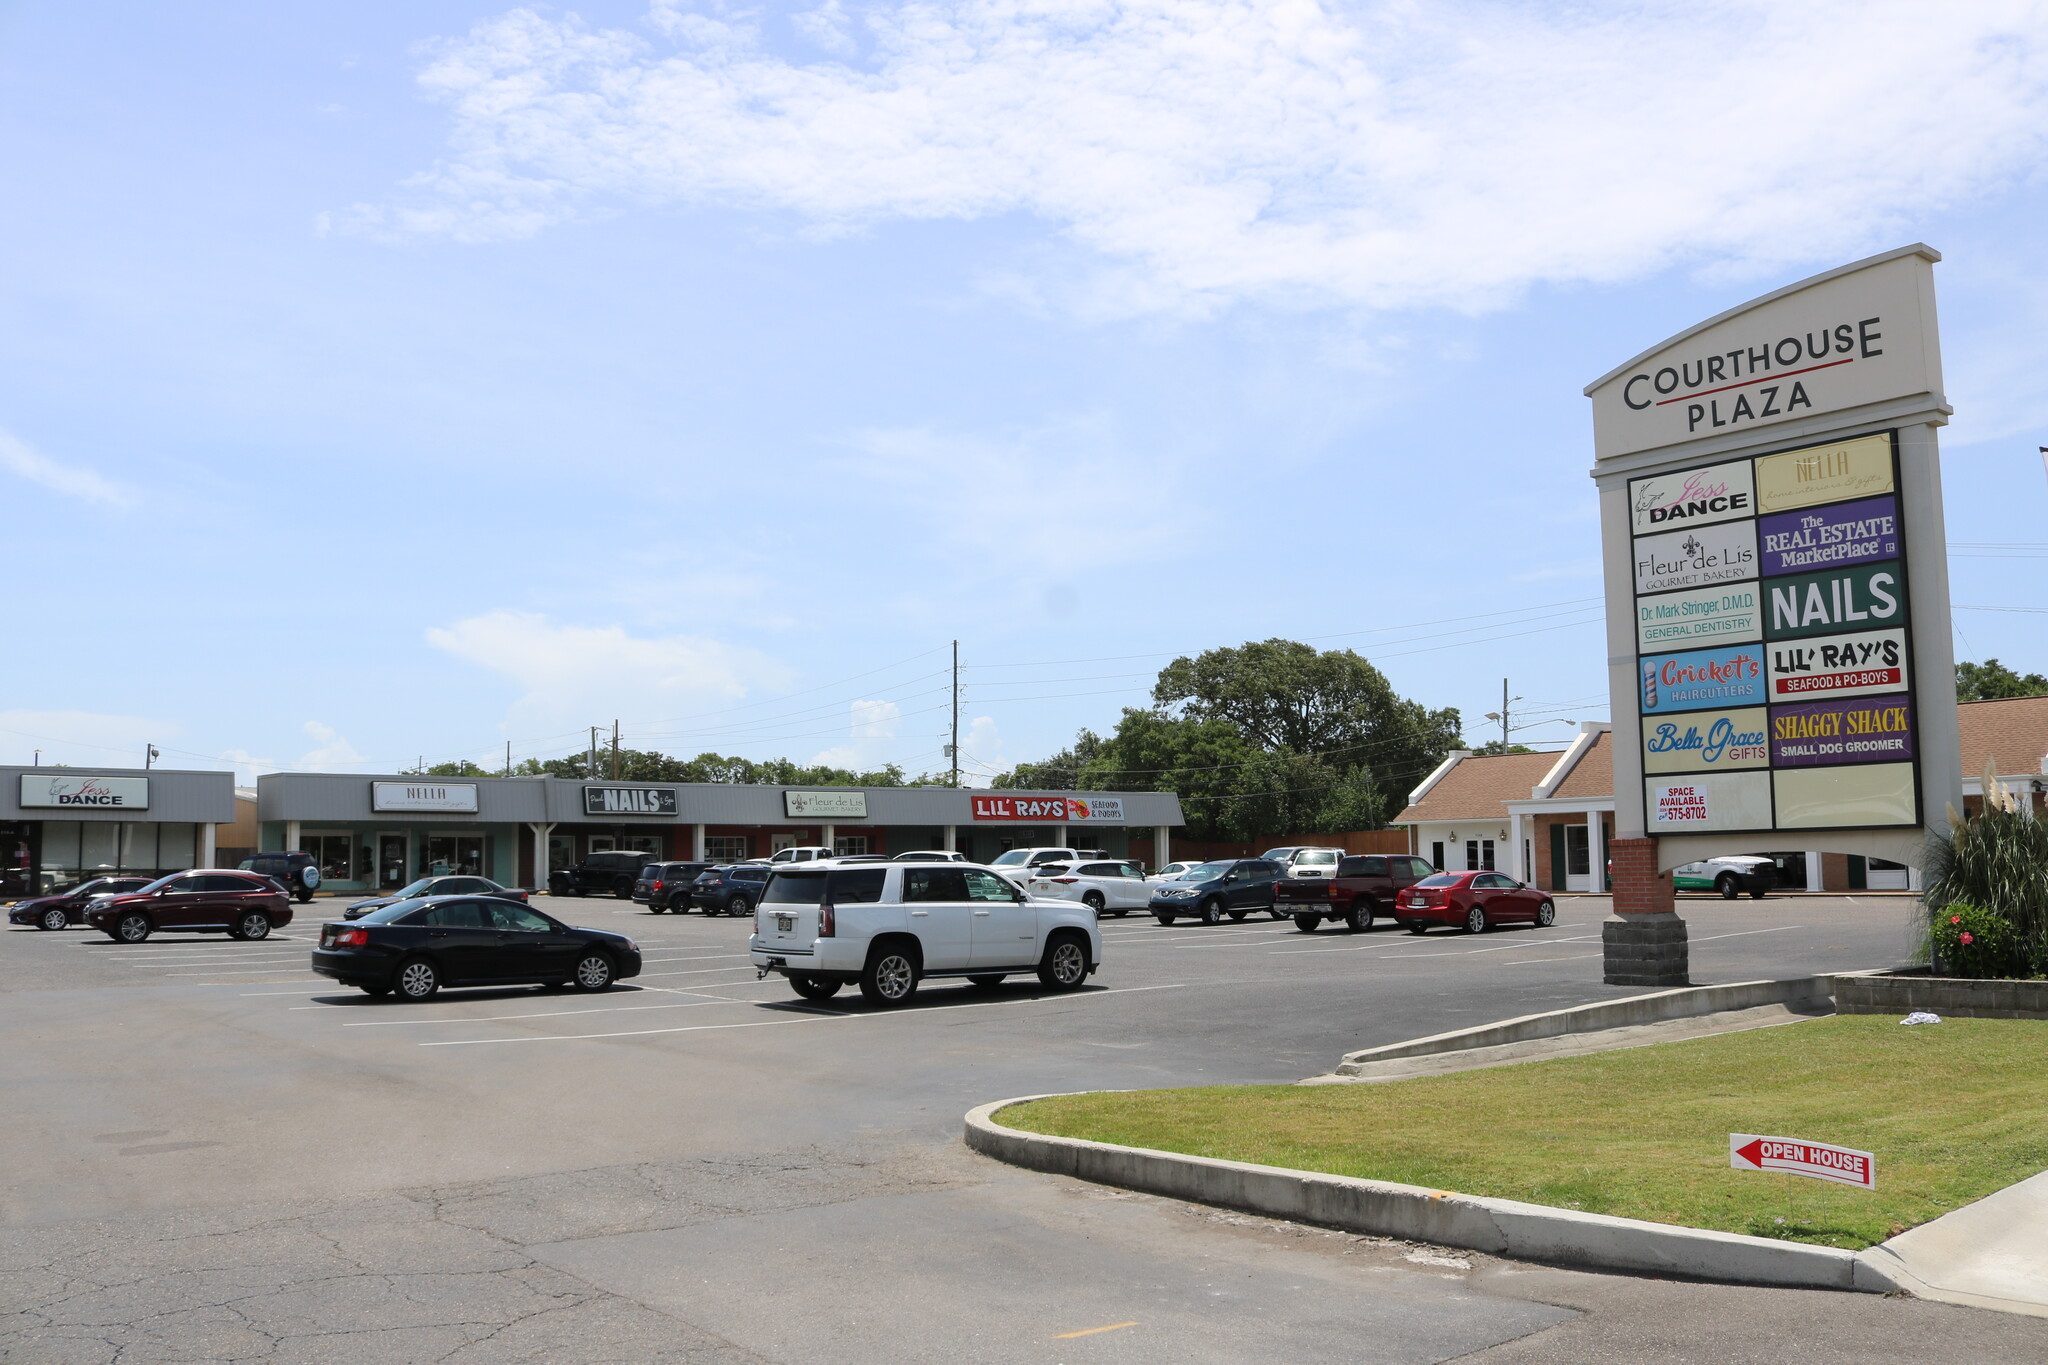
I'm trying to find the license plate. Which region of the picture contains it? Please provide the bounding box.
[775,913,795,932]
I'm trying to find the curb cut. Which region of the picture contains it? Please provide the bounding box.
[965,1096,1910,1296]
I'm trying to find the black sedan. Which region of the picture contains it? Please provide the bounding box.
[9,876,155,930]
[311,896,641,1001]
[340,874,529,920]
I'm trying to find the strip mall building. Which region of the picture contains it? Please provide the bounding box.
[254,775,1185,894]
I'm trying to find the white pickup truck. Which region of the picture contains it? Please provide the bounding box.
[750,862,1103,1006]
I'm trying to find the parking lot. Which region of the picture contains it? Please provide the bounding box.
[6,891,2042,1363]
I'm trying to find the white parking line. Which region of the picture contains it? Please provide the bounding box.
[341,995,745,1026]
[637,965,776,979]
[418,983,1190,1047]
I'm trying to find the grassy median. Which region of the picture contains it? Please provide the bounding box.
[1007,1015,2048,1249]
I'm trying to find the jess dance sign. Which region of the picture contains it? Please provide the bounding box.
[18,774,150,809]
[970,795,1125,823]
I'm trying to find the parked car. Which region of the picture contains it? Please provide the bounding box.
[1394,871,1555,934]
[311,896,642,1001]
[768,846,835,864]
[691,863,771,915]
[1145,861,1206,884]
[1671,856,1778,899]
[1022,860,1152,917]
[1274,854,1437,932]
[548,850,659,899]
[237,852,322,902]
[749,862,1100,1007]
[342,875,528,920]
[891,850,965,862]
[633,861,714,911]
[86,870,293,943]
[1146,859,1283,925]
[1259,846,1345,874]
[1281,848,1344,879]
[988,847,1110,874]
[8,875,155,930]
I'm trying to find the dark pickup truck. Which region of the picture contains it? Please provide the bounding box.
[1273,853,1438,932]
[549,850,659,899]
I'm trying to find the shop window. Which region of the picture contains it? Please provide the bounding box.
[158,823,196,871]
[81,823,119,876]
[834,835,871,856]
[619,834,662,855]
[706,835,748,861]
[589,835,617,853]
[1565,825,1591,877]
[547,834,575,874]
[1430,841,1444,871]
[423,835,484,877]
[303,832,360,882]
[119,823,158,871]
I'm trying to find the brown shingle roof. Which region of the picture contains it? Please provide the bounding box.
[1959,695,2048,780]
[1394,750,1560,823]
[1547,730,1612,800]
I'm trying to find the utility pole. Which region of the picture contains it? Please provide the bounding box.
[1482,680,1523,754]
[611,720,620,781]
[504,741,511,777]
[950,639,960,788]
[144,744,158,770]
[588,727,599,779]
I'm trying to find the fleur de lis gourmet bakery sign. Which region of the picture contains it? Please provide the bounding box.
[1587,246,1961,851]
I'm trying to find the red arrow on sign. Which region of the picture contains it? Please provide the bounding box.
[1729,1133,1875,1189]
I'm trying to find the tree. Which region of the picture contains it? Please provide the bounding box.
[421,749,936,786]
[1471,741,1535,756]
[1957,658,2048,702]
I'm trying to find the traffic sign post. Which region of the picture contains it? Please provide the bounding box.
[1729,1133,1876,1189]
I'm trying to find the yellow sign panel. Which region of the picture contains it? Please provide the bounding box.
[1754,434,1894,513]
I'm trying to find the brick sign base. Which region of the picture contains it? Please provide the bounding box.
[1605,836,1689,986]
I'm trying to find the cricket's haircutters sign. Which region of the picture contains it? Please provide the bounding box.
[1590,245,1956,842]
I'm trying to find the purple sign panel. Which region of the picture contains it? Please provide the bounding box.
[1769,694,1915,768]
[1758,495,1900,577]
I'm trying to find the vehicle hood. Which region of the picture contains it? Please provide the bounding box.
[10,893,72,913]
[87,891,156,914]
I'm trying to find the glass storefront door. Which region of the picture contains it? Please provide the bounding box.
[0,824,30,899]
[423,835,485,877]
[379,834,409,888]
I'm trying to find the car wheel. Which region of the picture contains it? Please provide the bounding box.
[39,907,68,931]
[114,913,152,944]
[1346,899,1373,933]
[790,973,842,1000]
[1268,907,1287,920]
[572,887,587,898]
[1037,934,1089,991]
[237,912,272,941]
[359,983,391,997]
[1535,899,1556,927]
[570,952,616,992]
[1112,908,1130,918]
[1403,920,1428,935]
[727,895,752,918]
[1081,891,1106,914]
[1292,913,1321,934]
[1155,914,1174,925]
[859,946,920,1007]
[1717,874,1740,900]
[396,958,440,1001]
[1749,886,1768,900]
[1464,904,1489,934]
[614,880,634,900]
[967,974,1006,990]
[1199,898,1223,926]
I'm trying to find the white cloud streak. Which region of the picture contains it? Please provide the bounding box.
[0,428,133,506]
[355,1,2048,313]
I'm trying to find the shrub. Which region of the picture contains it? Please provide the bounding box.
[1923,790,2048,979]
[1928,903,2032,979]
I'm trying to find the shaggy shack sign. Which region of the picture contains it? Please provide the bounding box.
[1588,245,1962,865]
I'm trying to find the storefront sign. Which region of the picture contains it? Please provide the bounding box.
[1772,763,1917,829]
[583,786,678,817]
[971,795,1071,822]
[1645,772,1774,833]
[1642,707,1770,774]
[783,790,868,819]
[1066,797,1125,823]
[371,782,478,813]
[1763,561,1906,640]
[1629,458,1756,535]
[1766,628,1910,703]
[1754,432,1896,512]
[18,774,150,809]
[1770,696,1915,768]
[1639,644,1766,714]
[1632,520,1759,596]
[1758,495,1899,575]
[1636,585,1763,650]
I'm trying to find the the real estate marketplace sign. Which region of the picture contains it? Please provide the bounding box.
[1588,244,1959,842]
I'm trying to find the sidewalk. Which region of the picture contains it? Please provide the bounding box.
[1867,1169,2048,1318]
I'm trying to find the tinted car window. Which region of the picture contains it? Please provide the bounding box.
[963,870,1016,901]
[903,868,970,902]
[731,866,768,883]
[487,903,555,932]
[1077,863,1117,876]
[1415,874,1462,888]
[365,900,427,923]
[828,869,888,904]
[1361,857,1388,876]
[1250,861,1281,877]
[762,872,826,905]
[424,901,487,928]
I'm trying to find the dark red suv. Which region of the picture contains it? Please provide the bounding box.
[86,871,293,943]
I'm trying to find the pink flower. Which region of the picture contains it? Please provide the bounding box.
[1950,915,1962,924]
[1960,931,1974,946]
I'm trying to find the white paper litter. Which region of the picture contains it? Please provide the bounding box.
[1900,1011,1942,1025]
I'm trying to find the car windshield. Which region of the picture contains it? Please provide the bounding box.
[989,851,1033,866]
[389,877,438,899]
[1297,851,1340,866]
[356,900,425,923]
[1414,874,1463,888]
[1189,861,1235,880]
[134,873,187,894]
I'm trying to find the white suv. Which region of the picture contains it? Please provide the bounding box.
[750,862,1102,1006]
[988,847,1109,873]
[1022,859,1152,917]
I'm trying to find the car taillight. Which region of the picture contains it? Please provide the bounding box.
[334,927,368,947]
[651,880,664,892]
[819,903,835,937]
[1049,877,1079,884]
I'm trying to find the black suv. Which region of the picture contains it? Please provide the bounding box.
[634,861,714,912]
[689,863,770,916]
[238,852,322,903]
[549,850,659,899]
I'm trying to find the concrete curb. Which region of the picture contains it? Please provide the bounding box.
[966,1097,1910,1295]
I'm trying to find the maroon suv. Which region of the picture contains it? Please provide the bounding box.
[86,870,292,943]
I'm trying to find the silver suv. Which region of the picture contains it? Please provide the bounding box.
[750,862,1103,1007]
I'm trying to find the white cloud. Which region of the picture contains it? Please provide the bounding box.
[0,710,166,768]
[358,1,2048,313]
[849,697,901,739]
[0,428,133,506]
[298,721,369,769]
[956,714,1008,783]
[425,609,792,750]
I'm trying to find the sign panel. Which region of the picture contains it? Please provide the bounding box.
[1763,562,1907,641]
[1770,696,1915,768]
[1754,432,1896,512]
[371,782,478,813]
[1632,520,1758,596]
[1628,458,1756,535]
[1773,763,1917,828]
[1645,773,1773,833]
[1758,495,1900,576]
[971,795,1071,822]
[1065,796,1125,823]
[1639,644,1766,714]
[1636,584,1763,650]
[783,790,868,819]
[1766,628,1910,703]
[1730,1134,1875,1189]
[1642,707,1770,774]
[583,786,678,817]
[19,774,150,810]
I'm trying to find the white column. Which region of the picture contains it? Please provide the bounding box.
[1585,812,1601,889]
[692,823,707,860]
[1907,864,1924,892]
[941,824,956,852]
[285,820,301,852]
[1508,813,1525,881]
[199,823,217,868]
[821,823,836,853]
[529,822,554,890]
[1054,823,1068,848]
[1805,849,1825,892]
[1153,826,1170,871]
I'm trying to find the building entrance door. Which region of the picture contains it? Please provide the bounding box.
[378,834,409,888]
[424,834,485,877]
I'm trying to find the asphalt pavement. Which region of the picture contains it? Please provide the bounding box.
[4,890,2042,1363]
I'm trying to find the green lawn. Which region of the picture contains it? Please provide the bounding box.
[1006,1015,2048,1249]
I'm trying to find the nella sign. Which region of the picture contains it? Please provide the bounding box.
[1589,245,1960,853]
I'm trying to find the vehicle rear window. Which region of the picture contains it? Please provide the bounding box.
[731,866,768,882]
[1035,864,1071,876]
[1415,874,1462,888]
[763,868,889,905]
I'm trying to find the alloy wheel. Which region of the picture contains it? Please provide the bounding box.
[239,912,271,940]
[1536,900,1555,927]
[1042,939,1087,988]
[116,914,151,943]
[40,908,67,931]
[1465,904,1487,934]
[398,960,438,1000]
[574,953,613,990]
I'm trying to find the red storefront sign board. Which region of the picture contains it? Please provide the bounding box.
[970,795,1069,822]
[1729,1133,1875,1189]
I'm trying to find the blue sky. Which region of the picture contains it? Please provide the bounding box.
[2,1,2044,783]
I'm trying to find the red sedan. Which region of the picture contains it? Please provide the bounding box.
[1395,872,1555,934]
